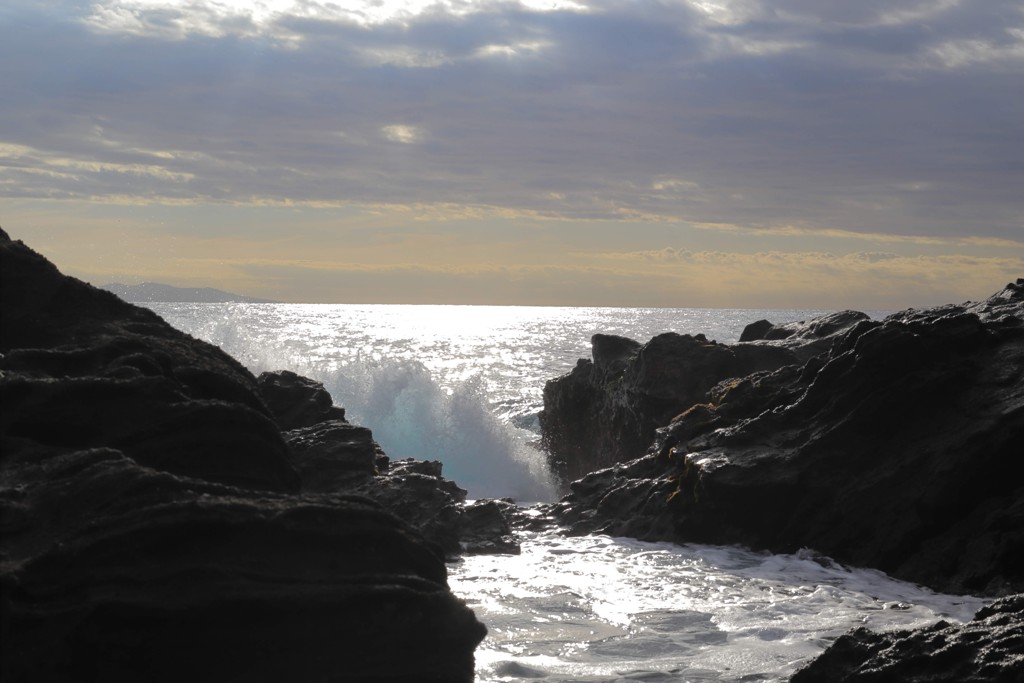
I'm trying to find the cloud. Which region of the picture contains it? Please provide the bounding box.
[1,0,1021,246]
[381,124,422,144]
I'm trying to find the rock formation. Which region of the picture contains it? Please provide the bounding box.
[540,331,800,482]
[540,278,1019,683]
[537,279,1024,683]
[542,281,1024,597]
[790,594,1024,683]
[0,228,488,682]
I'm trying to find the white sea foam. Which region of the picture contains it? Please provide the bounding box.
[308,358,556,500]
[451,530,985,683]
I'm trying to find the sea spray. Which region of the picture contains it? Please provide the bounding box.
[146,302,557,500]
[146,302,881,501]
[316,357,556,501]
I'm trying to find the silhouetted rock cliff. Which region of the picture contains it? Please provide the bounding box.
[0,228,487,682]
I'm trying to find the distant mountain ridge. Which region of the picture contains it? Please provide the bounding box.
[101,282,277,303]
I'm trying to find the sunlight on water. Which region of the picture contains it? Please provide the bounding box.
[144,302,978,682]
[450,529,985,683]
[146,302,872,501]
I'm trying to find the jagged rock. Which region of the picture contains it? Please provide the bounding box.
[258,369,347,430]
[789,594,1024,682]
[282,420,381,491]
[540,330,799,482]
[354,459,468,558]
[591,333,642,377]
[740,310,870,361]
[545,281,1024,598]
[738,318,778,341]
[459,499,520,555]
[0,229,486,682]
[0,232,298,493]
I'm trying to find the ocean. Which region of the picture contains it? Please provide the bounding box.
[148,302,983,682]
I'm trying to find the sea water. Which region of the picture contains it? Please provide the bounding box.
[148,303,983,682]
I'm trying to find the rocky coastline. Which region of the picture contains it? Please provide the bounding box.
[538,278,1024,681]
[0,229,509,682]
[3,225,1021,681]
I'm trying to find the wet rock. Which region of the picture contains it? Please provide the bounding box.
[738,318,777,342]
[355,459,468,558]
[790,594,1024,682]
[545,280,1024,597]
[0,229,486,682]
[257,369,347,430]
[283,420,381,491]
[460,499,520,555]
[540,330,799,482]
[740,310,870,361]
[591,333,642,377]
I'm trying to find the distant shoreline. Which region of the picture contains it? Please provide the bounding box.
[101,282,278,304]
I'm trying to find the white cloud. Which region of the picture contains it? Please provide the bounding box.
[380,125,422,144]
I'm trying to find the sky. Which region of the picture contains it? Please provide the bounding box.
[1,0,1022,308]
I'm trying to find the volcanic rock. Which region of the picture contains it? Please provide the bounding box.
[544,281,1024,597]
[258,369,347,430]
[790,594,1024,683]
[739,309,870,361]
[0,228,486,682]
[540,330,799,482]
[542,281,1024,683]
[459,499,521,555]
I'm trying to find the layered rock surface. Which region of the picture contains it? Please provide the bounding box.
[542,281,1024,597]
[538,280,1024,682]
[790,594,1024,683]
[539,331,801,481]
[0,229,488,682]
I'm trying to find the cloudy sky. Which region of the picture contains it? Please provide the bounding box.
[2,0,1021,308]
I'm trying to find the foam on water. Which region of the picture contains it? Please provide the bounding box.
[451,529,985,682]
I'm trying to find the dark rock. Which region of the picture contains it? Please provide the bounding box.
[459,499,520,555]
[0,235,298,493]
[355,461,468,558]
[591,333,642,377]
[540,330,799,482]
[789,594,1024,682]
[388,457,446,479]
[0,230,486,682]
[257,369,347,430]
[545,281,1024,597]
[745,310,871,361]
[738,319,776,342]
[283,420,381,491]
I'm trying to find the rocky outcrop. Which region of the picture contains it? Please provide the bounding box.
[0,229,487,682]
[738,309,871,361]
[539,331,799,482]
[258,369,348,430]
[542,281,1024,598]
[790,594,1024,682]
[539,282,1024,683]
[260,380,520,558]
